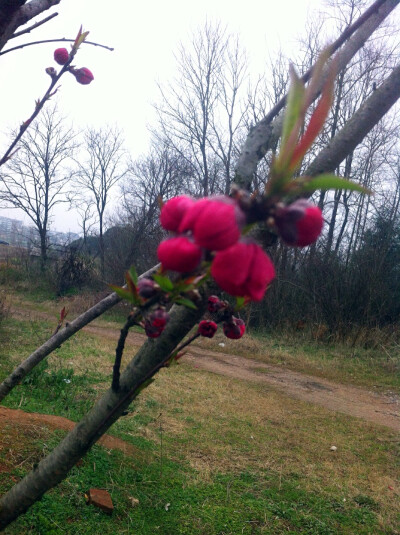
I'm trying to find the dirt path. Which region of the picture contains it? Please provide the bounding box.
[184,347,400,431]
[7,307,400,432]
[82,324,400,431]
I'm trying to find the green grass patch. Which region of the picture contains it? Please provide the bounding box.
[2,359,104,421]
[0,317,109,421]
[1,429,394,535]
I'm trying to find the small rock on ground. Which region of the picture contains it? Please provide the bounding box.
[87,488,113,514]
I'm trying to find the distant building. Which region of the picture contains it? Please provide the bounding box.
[0,215,80,250]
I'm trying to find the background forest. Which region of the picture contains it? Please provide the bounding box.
[2,0,399,343]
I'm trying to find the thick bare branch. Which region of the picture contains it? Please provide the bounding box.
[234,0,399,189]
[305,63,400,177]
[0,0,60,52]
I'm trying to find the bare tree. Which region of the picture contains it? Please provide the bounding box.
[154,21,248,196]
[76,200,97,249]
[74,126,127,276]
[0,105,76,266]
[108,144,194,275]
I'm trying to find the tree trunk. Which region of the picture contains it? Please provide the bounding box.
[99,213,105,278]
[325,190,342,254]
[39,229,47,269]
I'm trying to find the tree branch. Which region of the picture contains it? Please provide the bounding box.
[0,37,114,55]
[0,264,160,402]
[0,0,60,52]
[10,12,58,39]
[305,63,400,177]
[234,0,399,189]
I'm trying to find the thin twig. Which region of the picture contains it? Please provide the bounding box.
[112,295,161,392]
[0,37,114,56]
[0,45,77,167]
[112,312,141,392]
[10,13,58,39]
[105,319,204,434]
[261,0,388,126]
[172,332,200,357]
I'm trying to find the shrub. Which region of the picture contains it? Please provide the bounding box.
[54,247,95,295]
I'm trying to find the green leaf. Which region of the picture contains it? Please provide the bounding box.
[299,174,372,194]
[175,297,198,310]
[280,66,305,154]
[109,284,135,303]
[166,356,179,368]
[235,296,246,310]
[128,265,138,286]
[174,280,195,293]
[153,273,174,292]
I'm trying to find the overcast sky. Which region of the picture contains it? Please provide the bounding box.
[0,0,358,233]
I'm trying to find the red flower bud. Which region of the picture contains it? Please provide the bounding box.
[179,197,244,251]
[223,317,246,339]
[160,195,195,232]
[208,295,222,313]
[275,200,323,247]
[144,320,163,338]
[137,278,159,299]
[198,320,218,338]
[157,237,202,273]
[54,48,69,65]
[148,307,170,329]
[144,308,170,338]
[211,241,275,302]
[73,67,94,85]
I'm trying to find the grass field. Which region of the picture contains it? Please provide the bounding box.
[0,285,399,534]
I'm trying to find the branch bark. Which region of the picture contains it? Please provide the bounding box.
[0,0,60,52]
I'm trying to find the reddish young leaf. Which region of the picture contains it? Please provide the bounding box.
[289,62,336,172]
[125,271,134,294]
[60,306,67,322]
[72,25,90,51]
[303,47,332,110]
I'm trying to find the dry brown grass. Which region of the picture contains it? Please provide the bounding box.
[123,362,399,516]
[150,367,399,531]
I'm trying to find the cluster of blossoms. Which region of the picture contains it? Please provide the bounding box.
[197,296,247,340]
[128,194,323,342]
[52,47,94,85]
[157,194,323,305]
